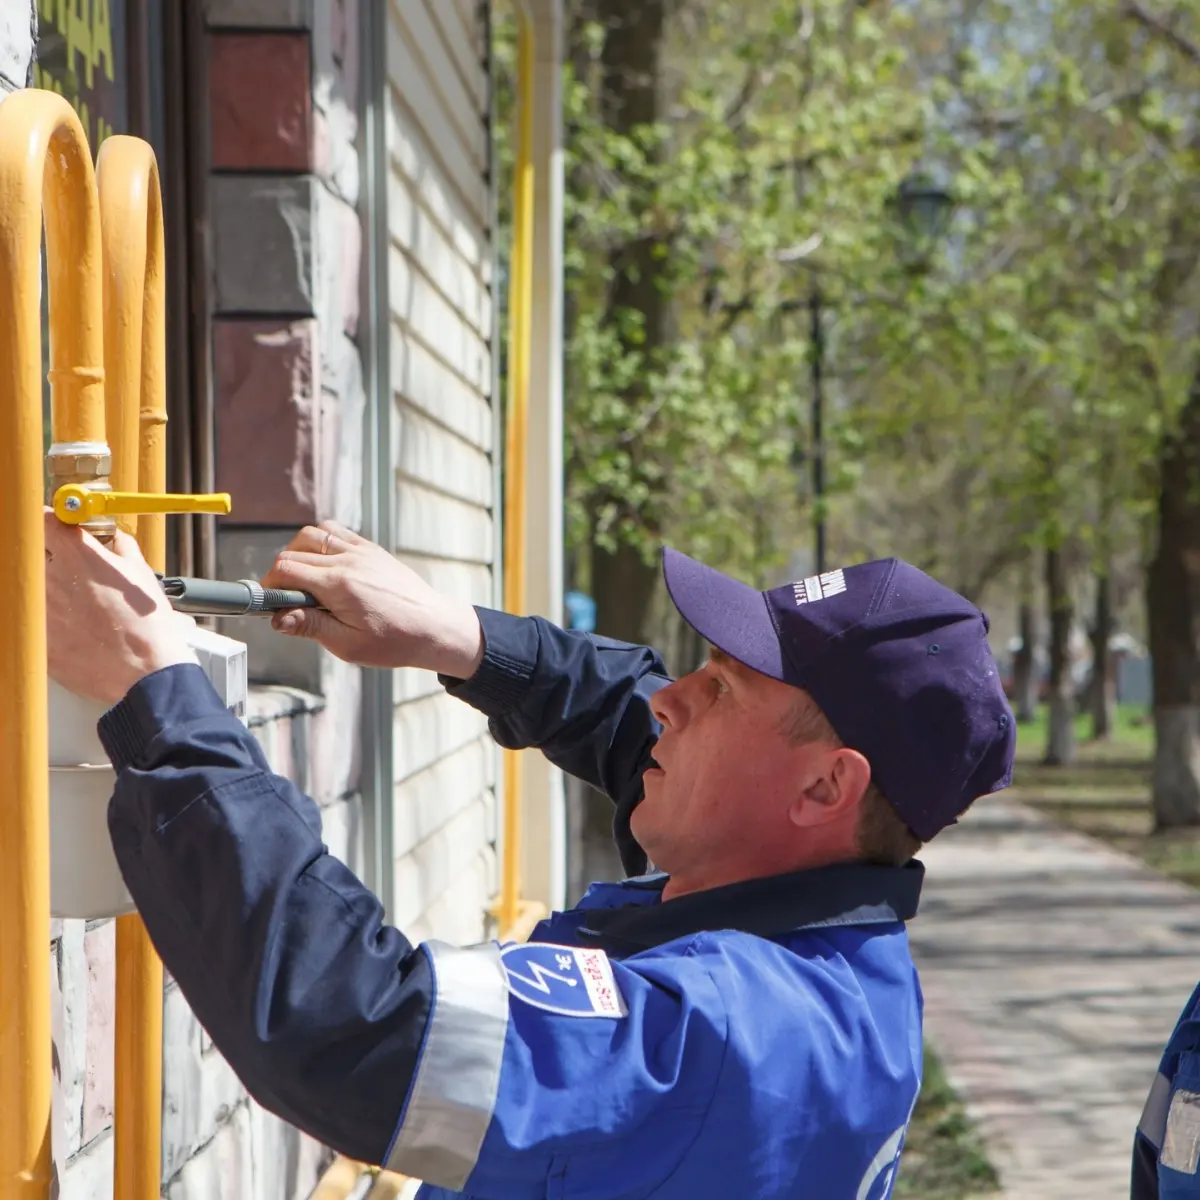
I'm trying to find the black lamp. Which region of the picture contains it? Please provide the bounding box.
[893,170,955,245]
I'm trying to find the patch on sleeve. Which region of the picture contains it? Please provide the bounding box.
[1162,1088,1200,1175]
[500,943,629,1019]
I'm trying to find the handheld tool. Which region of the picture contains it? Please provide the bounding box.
[157,576,324,617]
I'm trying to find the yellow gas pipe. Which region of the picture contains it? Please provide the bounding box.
[0,89,229,1198]
[0,88,106,1200]
[496,1,537,937]
[97,133,168,1200]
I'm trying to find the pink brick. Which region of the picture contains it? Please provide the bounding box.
[82,921,116,1144]
[209,33,313,171]
[215,319,319,526]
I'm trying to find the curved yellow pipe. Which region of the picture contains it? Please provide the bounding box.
[498,5,536,935]
[0,88,106,1199]
[97,134,167,1200]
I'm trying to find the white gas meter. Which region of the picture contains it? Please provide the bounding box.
[48,614,249,920]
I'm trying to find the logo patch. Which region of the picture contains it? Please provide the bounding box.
[500,943,629,1018]
[1162,1088,1200,1175]
[792,568,847,606]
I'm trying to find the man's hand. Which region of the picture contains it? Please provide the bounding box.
[260,521,485,678]
[44,511,198,707]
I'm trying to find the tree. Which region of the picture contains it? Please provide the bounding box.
[562,0,933,641]
[1148,377,1200,824]
[1116,1,1200,826]
[500,0,1200,824]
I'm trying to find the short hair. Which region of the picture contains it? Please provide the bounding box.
[780,694,923,867]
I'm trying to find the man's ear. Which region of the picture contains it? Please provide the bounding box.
[789,747,872,829]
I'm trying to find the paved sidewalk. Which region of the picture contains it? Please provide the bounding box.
[908,796,1200,1200]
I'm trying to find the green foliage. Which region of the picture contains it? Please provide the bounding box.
[554,0,935,583]
[495,0,1200,604]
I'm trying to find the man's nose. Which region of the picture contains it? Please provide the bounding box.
[650,676,692,729]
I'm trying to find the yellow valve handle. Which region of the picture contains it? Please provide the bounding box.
[53,483,232,524]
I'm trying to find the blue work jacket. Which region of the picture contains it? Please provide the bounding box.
[1134,981,1200,1199]
[99,608,925,1198]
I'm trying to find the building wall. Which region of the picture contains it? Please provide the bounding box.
[0,0,33,94]
[384,0,500,948]
[0,0,502,1196]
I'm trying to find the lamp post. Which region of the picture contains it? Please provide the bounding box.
[809,279,826,574]
[803,169,954,576]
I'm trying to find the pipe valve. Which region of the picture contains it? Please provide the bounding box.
[52,482,232,525]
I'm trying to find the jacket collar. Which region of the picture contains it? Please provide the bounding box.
[576,859,924,954]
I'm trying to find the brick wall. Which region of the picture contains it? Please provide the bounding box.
[21,0,366,1195]
[3,1,503,1194]
[153,1,371,1195]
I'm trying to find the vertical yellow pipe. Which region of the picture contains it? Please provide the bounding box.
[499,9,536,934]
[97,135,167,1200]
[0,89,106,1200]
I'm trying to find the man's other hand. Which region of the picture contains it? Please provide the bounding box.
[260,522,485,678]
[44,511,198,707]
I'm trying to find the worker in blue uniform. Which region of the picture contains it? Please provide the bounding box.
[1133,982,1200,1197]
[43,513,1016,1199]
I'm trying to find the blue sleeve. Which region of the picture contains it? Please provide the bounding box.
[385,939,728,1195]
[98,664,432,1167]
[440,608,673,876]
[1133,981,1200,1199]
[98,665,724,1197]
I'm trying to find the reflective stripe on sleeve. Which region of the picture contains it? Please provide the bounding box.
[1140,1071,1173,1151]
[386,940,510,1190]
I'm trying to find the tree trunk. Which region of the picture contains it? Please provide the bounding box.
[575,0,668,889]
[590,540,660,644]
[1148,376,1200,827]
[1013,556,1037,723]
[1044,545,1076,766]
[1089,569,1115,740]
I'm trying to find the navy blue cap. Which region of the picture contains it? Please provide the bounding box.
[662,548,1016,841]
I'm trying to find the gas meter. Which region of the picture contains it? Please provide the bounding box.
[47,483,318,919]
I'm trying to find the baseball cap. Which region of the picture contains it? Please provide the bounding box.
[661,548,1016,841]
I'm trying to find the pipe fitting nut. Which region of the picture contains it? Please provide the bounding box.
[46,449,113,482]
[46,452,116,539]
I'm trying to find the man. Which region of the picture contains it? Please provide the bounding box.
[44,513,1015,1200]
[1133,983,1200,1197]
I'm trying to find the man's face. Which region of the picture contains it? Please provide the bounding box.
[632,647,837,886]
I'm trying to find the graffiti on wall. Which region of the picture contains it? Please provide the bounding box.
[32,0,127,153]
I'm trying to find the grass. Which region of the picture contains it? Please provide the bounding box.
[1013,701,1154,765]
[1008,703,1200,888]
[895,1046,1001,1199]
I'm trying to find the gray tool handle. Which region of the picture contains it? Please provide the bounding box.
[158,576,323,616]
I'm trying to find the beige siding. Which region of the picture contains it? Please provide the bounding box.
[386,0,498,945]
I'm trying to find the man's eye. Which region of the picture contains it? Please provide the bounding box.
[713,676,729,696]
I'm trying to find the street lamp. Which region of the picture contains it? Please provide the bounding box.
[892,170,956,257]
[806,170,954,575]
